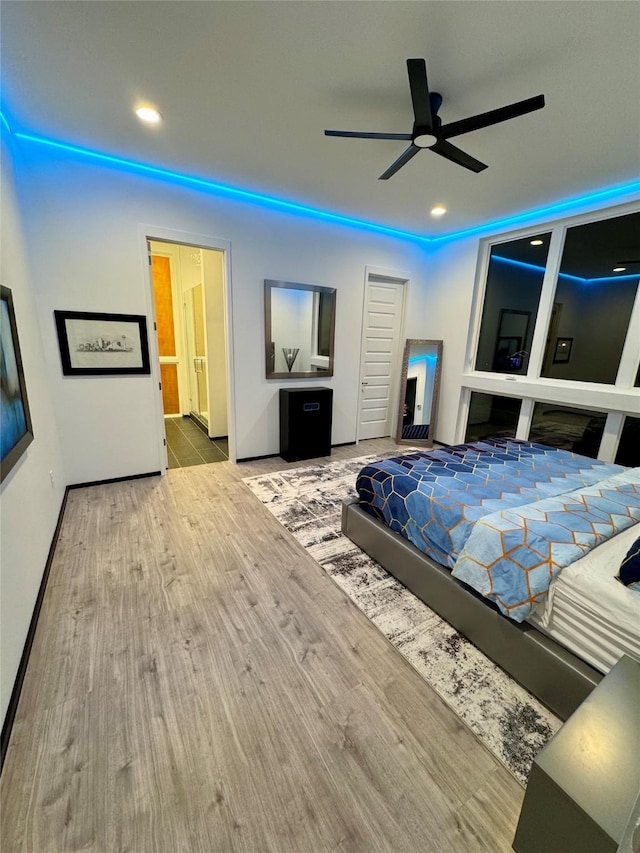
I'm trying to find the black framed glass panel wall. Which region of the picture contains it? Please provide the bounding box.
[541,212,640,383]
[616,417,640,467]
[474,233,551,375]
[530,403,606,456]
[264,280,336,379]
[464,392,521,443]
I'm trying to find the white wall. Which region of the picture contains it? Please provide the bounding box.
[0,135,66,727]
[15,141,431,478]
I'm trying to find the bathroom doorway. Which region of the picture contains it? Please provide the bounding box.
[148,238,231,468]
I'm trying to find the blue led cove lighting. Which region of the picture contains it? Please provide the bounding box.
[2,114,639,244]
[492,254,640,285]
[10,130,430,244]
[430,179,640,244]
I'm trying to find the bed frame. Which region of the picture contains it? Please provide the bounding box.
[342,497,603,721]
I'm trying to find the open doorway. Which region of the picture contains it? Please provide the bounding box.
[149,239,230,468]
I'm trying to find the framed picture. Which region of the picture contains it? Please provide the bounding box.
[54,310,150,375]
[553,337,573,364]
[1,285,34,483]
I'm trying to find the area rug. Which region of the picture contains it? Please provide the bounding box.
[242,452,561,785]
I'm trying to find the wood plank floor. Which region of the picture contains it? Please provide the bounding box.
[1,439,524,852]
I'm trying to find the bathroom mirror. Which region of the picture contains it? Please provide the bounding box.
[264,279,336,379]
[395,339,443,447]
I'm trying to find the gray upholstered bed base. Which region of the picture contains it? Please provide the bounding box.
[342,497,603,721]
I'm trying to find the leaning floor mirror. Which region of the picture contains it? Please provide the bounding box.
[395,339,443,447]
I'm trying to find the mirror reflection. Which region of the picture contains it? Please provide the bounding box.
[265,279,336,379]
[396,339,443,447]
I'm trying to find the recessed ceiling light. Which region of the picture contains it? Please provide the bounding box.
[135,106,162,124]
[530,239,544,246]
[613,266,626,272]
[431,205,447,217]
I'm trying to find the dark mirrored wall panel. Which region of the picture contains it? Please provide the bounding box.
[615,417,640,467]
[541,212,640,384]
[530,403,605,456]
[465,392,521,442]
[474,233,551,375]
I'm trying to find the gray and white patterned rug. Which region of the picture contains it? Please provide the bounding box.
[243,452,561,785]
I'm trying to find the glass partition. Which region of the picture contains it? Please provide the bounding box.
[464,392,521,442]
[474,233,551,374]
[616,417,640,467]
[541,212,640,383]
[530,403,605,455]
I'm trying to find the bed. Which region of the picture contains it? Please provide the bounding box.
[341,438,640,720]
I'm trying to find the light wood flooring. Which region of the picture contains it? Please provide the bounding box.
[1,439,524,852]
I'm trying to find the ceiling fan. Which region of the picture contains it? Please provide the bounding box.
[325,58,545,180]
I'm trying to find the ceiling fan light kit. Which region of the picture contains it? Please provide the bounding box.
[325,58,545,179]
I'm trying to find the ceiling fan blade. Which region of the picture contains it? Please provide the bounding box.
[431,139,487,173]
[406,59,434,131]
[439,95,545,140]
[324,130,412,140]
[379,144,420,180]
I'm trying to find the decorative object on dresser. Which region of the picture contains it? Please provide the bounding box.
[282,347,299,372]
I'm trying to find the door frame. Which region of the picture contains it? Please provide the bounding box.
[139,224,236,468]
[356,266,409,443]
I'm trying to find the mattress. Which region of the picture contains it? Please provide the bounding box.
[529,523,640,674]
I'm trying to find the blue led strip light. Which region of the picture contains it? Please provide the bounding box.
[492,254,640,285]
[430,179,640,244]
[2,111,639,244]
[9,129,429,244]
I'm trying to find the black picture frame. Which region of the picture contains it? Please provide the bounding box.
[1,285,34,483]
[54,310,150,376]
[553,337,573,364]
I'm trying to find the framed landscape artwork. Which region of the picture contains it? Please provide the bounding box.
[1,285,34,483]
[54,310,151,376]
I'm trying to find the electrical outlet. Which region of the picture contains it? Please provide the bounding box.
[49,470,55,487]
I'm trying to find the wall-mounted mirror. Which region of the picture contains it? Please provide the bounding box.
[265,279,336,379]
[396,339,443,447]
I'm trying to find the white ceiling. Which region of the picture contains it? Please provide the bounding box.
[2,1,639,237]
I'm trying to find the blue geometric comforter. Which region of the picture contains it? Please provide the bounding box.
[452,468,640,621]
[355,438,635,620]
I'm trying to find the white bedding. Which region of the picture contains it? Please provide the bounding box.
[529,523,640,674]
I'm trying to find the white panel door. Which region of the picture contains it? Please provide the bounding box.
[357,277,406,440]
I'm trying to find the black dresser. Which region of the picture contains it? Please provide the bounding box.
[279,387,333,462]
